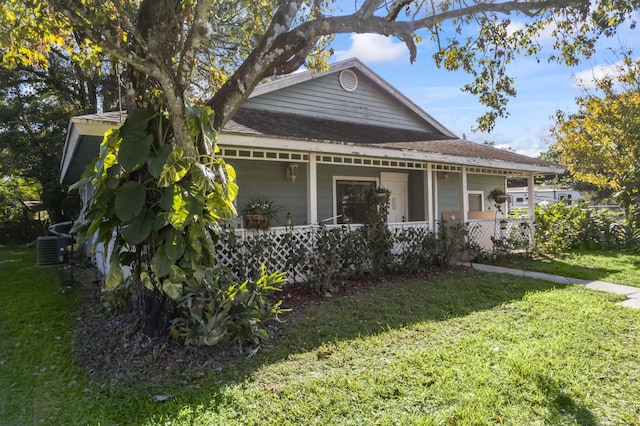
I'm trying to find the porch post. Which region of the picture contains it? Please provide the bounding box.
[426,163,434,231]
[527,172,535,219]
[461,166,469,222]
[308,153,318,224]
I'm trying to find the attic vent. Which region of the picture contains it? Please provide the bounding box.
[339,69,358,92]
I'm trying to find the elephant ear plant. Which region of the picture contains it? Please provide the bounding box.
[71,106,287,345]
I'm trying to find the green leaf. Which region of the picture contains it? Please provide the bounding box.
[105,261,123,290]
[191,163,216,191]
[169,265,187,283]
[115,181,146,222]
[140,271,154,291]
[159,147,190,187]
[162,279,184,300]
[118,131,153,172]
[148,144,173,178]
[158,184,176,211]
[168,184,204,230]
[164,229,186,262]
[152,245,172,278]
[121,209,154,245]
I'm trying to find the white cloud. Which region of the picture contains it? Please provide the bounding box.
[573,62,622,89]
[334,33,408,63]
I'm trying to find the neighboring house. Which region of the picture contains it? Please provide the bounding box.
[59,58,564,270]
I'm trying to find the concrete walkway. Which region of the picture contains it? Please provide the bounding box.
[465,262,640,309]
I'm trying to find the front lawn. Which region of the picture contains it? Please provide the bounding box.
[490,249,640,287]
[1,247,639,425]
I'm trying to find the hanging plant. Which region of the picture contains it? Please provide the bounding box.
[488,187,508,204]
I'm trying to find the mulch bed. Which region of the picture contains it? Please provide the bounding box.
[68,263,442,389]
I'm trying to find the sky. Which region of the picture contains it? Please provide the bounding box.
[324,6,640,158]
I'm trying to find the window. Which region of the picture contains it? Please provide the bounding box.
[468,191,484,211]
[335,179,376,224]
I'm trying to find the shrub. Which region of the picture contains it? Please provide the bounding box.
[170,265,288,347]
[534,202,634,253]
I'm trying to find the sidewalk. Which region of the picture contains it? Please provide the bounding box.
[465,262,640,309]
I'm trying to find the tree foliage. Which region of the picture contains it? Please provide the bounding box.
[2,0,639,137]
[552,54,640,219]
[0,50,119,220]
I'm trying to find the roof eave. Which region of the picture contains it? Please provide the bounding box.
[59,116,124,185]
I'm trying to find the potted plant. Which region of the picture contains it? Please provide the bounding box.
[240,195,283,230]
[488,187,508,205]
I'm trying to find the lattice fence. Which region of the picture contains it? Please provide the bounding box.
[213,219,533,284]
[213,222,431,283]
[468,218,535,254]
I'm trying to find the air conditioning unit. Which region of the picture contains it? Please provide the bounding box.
[36,236,70,265]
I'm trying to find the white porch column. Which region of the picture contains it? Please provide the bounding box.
[307,153,318,224]
[461,167,469,222]
[527,173,535,219]
[426,163,434,231]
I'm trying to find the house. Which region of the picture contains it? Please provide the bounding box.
[59,58,564,270]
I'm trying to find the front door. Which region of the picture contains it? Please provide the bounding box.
[380,172,408,223]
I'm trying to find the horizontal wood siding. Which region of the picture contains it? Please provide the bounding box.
[244,71,440,133]
[233,159,308,226]
[437,172,462,218]
[409,171,425,221]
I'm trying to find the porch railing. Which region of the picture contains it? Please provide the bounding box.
[213,219,533,284]
[213,221,431,283]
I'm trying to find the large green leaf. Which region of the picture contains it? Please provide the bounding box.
[163,228,186,262]
[119,131,153,172]
[148,143,173,178]
[159,147,190,187]
[167,184,204,230]
[162,279,184,300]
[121,209,154,245]
[120,108,155,133]
[115,181,146,222]
[105,260,123,290]
[152,245,172,278]
[191,163,216,191]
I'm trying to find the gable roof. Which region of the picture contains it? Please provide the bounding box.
[248,58,457,138]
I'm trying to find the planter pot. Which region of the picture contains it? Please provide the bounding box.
[244,214,270,230]
[495,195,508,204]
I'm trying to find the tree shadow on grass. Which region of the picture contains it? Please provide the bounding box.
[534,373,597,425]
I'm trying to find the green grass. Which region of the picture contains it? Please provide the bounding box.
[490,249,640,287]
[2,247,640,425]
